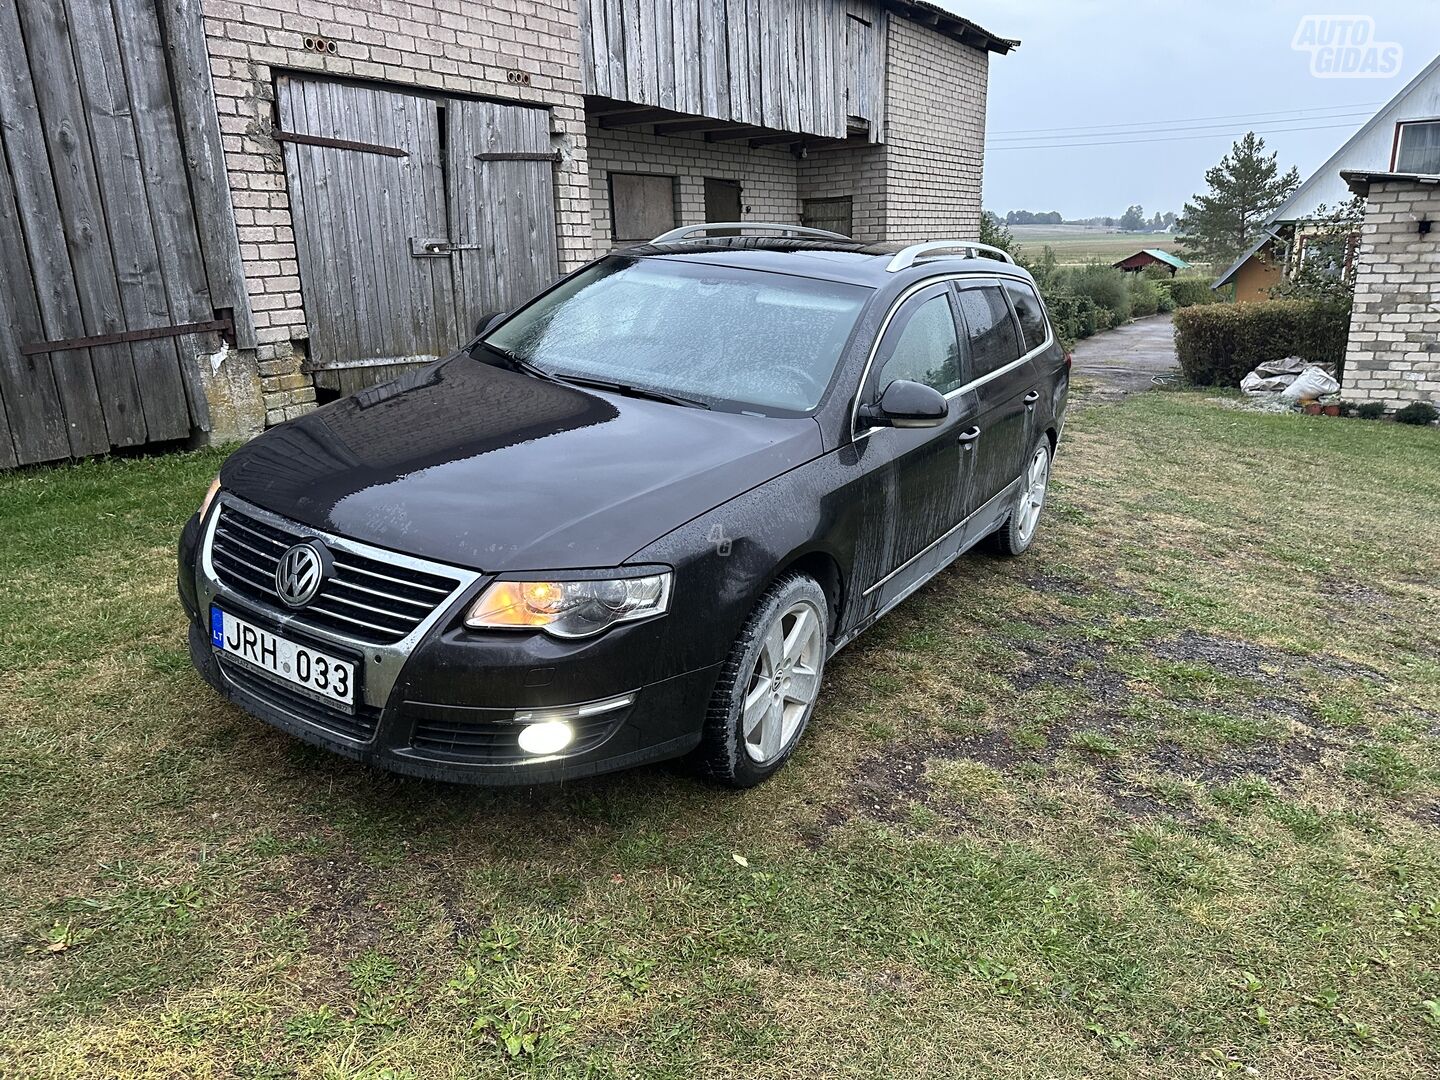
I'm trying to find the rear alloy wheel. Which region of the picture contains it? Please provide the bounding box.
[990,439,1051,557]
[699,572,829,788]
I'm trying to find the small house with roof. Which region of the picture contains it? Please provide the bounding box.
[1212,52,1440,300]
[1112,249,1190,275]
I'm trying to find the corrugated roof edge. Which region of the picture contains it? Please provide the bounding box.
[1341,169,1440,197]
[883,0,1020,53]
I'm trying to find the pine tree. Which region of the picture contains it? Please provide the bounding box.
[1177,133,1300,265]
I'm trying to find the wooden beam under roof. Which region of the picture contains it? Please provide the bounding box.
[704,126,775,143]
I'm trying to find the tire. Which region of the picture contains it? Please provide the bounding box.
[988,438,1052,557]
[698,572,830,788]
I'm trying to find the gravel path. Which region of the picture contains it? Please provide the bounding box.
[1068,313,1181,398]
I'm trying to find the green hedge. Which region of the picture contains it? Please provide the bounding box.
[1172,300,1351,386]
[1129,277,1161,318]
[1044,294,1100,347]
[1160,278,1226,308]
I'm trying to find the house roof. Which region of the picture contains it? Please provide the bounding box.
[1341,169,1440,197]
[1143,248,1189,269]
[1265,51,1440,225]
[1212,235,1274,290]
[1113,248,1190,270]
[883,1,1020,54]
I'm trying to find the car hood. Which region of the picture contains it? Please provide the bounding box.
[219,356,823,570]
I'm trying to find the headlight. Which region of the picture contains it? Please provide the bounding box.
[464,572,672,639]
[198,476,221,521]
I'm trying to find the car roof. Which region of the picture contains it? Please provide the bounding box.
[616,237,1037,289]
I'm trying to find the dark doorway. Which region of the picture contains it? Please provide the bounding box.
[704,178,742,234]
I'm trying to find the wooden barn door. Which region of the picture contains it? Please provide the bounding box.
[276,76,458,374]
[278,77,557,392]
[0,0,241,466]
[445,99,559,334]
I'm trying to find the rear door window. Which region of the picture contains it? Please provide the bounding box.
[1002,280,1049,353]
[955,284,1023,380]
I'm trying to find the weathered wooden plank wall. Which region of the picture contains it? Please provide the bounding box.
[580,0,887,141]
[0,0,253,467]
[155,0,257,351]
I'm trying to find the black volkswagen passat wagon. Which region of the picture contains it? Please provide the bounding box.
[178,226,1068,788]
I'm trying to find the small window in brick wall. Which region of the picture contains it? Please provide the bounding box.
[610,173,678,243]
[802,196,854,238]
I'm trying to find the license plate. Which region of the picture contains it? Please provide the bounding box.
[211,606,356,711]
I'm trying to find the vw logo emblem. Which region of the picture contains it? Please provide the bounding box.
[275,542,326,608]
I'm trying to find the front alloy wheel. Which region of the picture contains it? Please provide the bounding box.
[699,572,829,787]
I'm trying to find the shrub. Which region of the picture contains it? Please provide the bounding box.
[1161,278,1226,308]
[1129,277,1161,318]
[1394,401,1438,426]
[1059,263,1132,323]
[1044,294,1100,346]
[1172,300,1351,387]
[1356,401,1387,420]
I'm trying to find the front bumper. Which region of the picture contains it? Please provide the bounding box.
[179,501,718,785]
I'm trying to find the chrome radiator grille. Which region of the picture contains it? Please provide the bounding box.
[209,503,462,646]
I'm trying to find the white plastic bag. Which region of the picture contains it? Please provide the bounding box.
[1280,364,1341,402]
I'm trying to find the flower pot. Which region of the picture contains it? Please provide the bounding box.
[1322,404,1340,416]
[1302,402,1322,415]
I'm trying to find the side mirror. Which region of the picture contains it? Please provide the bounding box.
[473,310,508,337]
[858,379,948,429]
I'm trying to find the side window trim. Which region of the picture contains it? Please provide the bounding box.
[849,270,1056,441]
[864,282,959,401]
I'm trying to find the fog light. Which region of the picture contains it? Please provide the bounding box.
[517,719,574,756]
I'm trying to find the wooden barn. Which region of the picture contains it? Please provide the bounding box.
[1112,248,1190,275]
[0,0,1016,467]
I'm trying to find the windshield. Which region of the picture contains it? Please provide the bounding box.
[483,256,871,412]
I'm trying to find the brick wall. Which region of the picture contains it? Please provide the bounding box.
[585,124,802,253]
[879,17,989,243]
[1342,179,1440,410]
[797,144,886,242]
[201,0,591,426]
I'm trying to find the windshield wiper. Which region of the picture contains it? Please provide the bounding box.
[546,373,711,410]
[474,341,558,383]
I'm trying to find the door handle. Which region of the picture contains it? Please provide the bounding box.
[1023,390,1040,405]
[957,426,981,446]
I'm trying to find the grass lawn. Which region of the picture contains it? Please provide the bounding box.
[1,391,1437,1078]
[1008,225,1192,269]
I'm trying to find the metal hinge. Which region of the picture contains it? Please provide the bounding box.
[272,129,407,158]
[20,314,235,355]
[473,150,561,162]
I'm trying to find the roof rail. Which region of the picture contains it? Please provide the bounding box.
[649,222,852,244]
[886,240,1015,272]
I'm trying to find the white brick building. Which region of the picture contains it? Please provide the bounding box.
[0,0,1014,465]
[1339,171,1440,412]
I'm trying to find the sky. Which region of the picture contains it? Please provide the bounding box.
[940,0,1440,220]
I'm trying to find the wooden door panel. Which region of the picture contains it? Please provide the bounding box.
[278,76,457,368]
[446,100,558,329]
